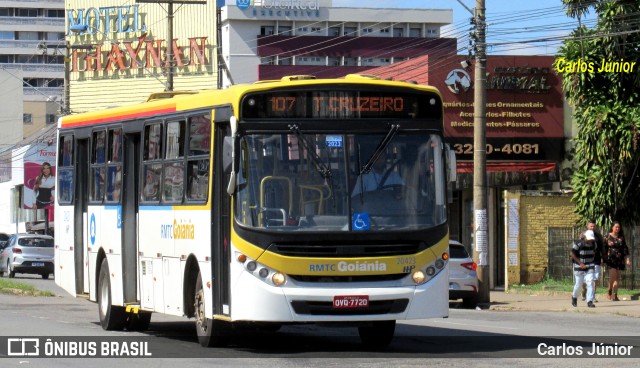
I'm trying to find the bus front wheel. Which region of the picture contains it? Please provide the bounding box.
[358,320,396,348]
[194,271,227,347]
[97,258,127,330]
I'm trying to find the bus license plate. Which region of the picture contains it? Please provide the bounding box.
[333,295,369,309]
[32,262,45,267]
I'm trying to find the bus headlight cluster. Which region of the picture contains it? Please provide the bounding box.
[235,252,286,287]
[412,252,448,285]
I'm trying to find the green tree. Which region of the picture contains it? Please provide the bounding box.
[558,0,640,227]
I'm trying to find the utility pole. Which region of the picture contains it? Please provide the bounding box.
[136,0,206,91]
[472,0,489,303]
[167,0,174,92]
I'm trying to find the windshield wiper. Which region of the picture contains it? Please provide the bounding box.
[289,124,332,180]
[289,124,336,211]
[360,124,399,175]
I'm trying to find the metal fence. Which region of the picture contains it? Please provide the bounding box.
[548,226,638,290]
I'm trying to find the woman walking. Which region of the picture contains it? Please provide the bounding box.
[605,221,631,301]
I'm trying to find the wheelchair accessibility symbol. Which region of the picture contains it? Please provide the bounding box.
[352,213,370,231]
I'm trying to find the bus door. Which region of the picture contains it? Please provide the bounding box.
[212,115,231,314]
[74,139,89,295]
[121,133,140,304]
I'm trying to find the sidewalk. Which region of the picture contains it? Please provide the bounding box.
[486,290,640,318]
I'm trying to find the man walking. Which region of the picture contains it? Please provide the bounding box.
[581,220,605,302]
[571,230,597,308]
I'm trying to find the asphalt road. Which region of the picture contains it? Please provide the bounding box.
[0,276,638,367]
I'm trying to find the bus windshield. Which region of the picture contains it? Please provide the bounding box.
[235,131,446,231]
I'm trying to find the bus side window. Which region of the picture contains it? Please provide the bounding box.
[109,128,122,163]
[93,131,106,164]
[163,162,184,202]
[144,124,162,161]
[187,159,209,200]
[142,164,161,202]
[57,135,74,204]
[186,114,211,202]
[90,130,106,202]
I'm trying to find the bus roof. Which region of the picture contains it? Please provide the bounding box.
[59,75,441,130]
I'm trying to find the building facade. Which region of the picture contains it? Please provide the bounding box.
[219,0,453,86]
[0,0,65,144]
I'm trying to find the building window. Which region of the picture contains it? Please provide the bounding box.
[297,27,308,32]
[0,9,14,17]
[0,31,14,40]
[393,28,404,37]
[16,31,38,41]
[362,28,373,33]
[311,27,321,32]
[343,27,356,36]
[260,26,274,35]
[23,114,33,124]
[380,58,390,63]
[329,27,340,36]
[46,9,65,18]
[380,28,390,33]
[409,28,421,37]
[16,8,39,17]
[46,114,57,125]
[278,26,292,36]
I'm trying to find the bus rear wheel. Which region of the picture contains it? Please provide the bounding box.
[194,271,227,347]
[97,258,127,330]
[358,320,396,348]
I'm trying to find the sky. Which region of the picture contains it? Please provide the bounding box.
[332,0,597,55]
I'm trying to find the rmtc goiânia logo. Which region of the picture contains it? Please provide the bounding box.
[236,0,252,10]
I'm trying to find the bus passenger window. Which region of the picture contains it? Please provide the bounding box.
[142,164,161,202]
[58,167,74,203]
[144,124,162,161]
[166,121,185,160]
[163,162,184,202]
[109,128,122,163]
[106,166,122,202]
[60,136,73,167]
[188,115,211,156]
[91,166,105,201]
[93,131,106,164]
[187,159,209,201]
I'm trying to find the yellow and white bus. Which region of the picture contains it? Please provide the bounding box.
[55,75,456,347]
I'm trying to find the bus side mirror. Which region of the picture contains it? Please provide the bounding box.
[224,135,236,195]
[445,144,457,183]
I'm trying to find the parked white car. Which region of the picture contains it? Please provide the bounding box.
[0,234,54,279]
[448,240,478,308]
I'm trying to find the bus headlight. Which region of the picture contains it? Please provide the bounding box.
[411,270,425,284]
[272,272,286,286]
[246,261,257,271]
[258,268,269,278]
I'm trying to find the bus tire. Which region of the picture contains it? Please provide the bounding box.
[358,320,396,348]
[127,311,152,331]
[97,258,127,330]
[194,271,227,347]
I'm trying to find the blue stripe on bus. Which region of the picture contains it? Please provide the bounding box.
[139,206,173,211]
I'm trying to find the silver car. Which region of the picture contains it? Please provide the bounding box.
[0,234,54,279]
[448,240,478,308]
